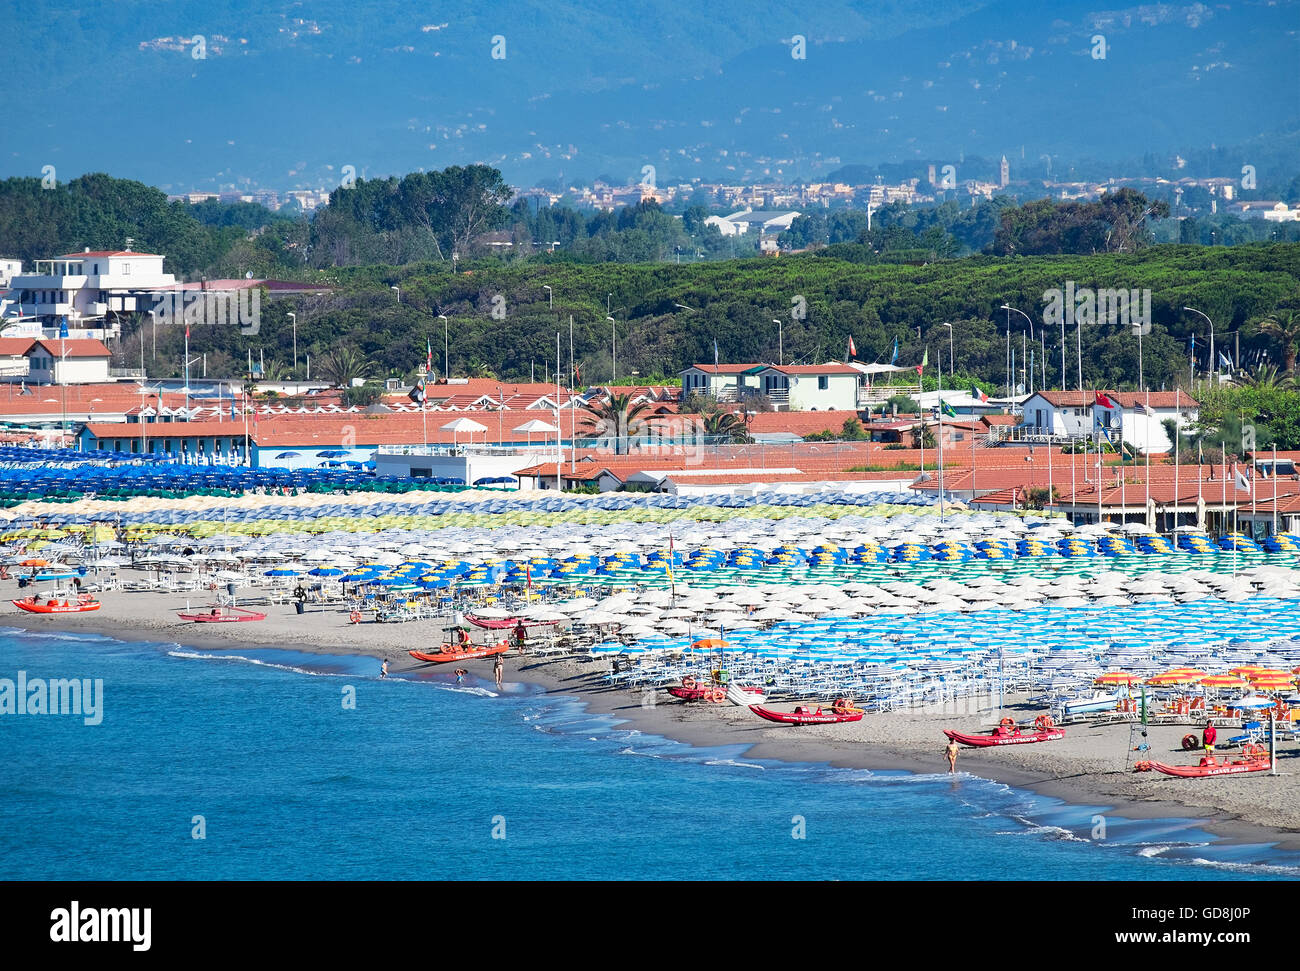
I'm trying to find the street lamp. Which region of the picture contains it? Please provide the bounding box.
[542,285,552,310]
[673,303,694,312]
[287,312,297,375]
[939,321,954,378]
[607,316,617,383]
[1183,307,1213,387]
[390,286,401,304]
[1000,306,1035,394]
[772,319,783,366]
[437,315,449,378]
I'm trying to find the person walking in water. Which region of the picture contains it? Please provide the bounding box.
[380,659,389,679]
[493,654,504,690]
[946,738,960,773]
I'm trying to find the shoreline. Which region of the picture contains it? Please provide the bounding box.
[6,590,1298,857]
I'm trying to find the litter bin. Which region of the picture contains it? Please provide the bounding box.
[295,601,305,615]
[226,582,236,598]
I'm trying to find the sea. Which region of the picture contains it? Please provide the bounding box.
[1,627,1296,881]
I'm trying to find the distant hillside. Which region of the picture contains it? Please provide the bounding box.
[12,0,1298,190]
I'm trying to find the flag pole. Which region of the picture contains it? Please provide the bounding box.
[1173,388,1180,532]
[937,347,944,523]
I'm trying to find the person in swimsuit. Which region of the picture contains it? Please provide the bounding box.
[493,654,504,689]
[946,739,961,773]
[454,668,467,683]
[380,659,389,679]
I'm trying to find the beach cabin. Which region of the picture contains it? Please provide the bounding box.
[1017,390,1197,448]
[679,364,762,402]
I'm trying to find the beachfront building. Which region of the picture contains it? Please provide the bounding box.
[747,364,860,411]
[3,248,178,338]
[0,338,113,385]
[679,364,762,401]
[1016,391,1197,449]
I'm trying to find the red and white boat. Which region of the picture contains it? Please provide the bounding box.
[409,640,509,664]
[1135,745,1271,778]
[464,614,558,631]
[749,702,864,726]
[177,605,268,623]
[667,677,764,703]
[13,594,100,614]
[944,716,1065,747]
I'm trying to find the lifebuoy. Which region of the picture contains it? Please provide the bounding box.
[709,688,725,703]
[1181,734,1199,751]
[682,676,698,691]
[1034,715,1054,731]
[1242,743,1266,760]
[999,717,1016,732]
[349,610,362,624]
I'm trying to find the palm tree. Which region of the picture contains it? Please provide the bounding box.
[579,392,651,455]
[701,410,753,443]
[1238,363,1296,391]
[315,347,374,388]
[1259,308,1300,372]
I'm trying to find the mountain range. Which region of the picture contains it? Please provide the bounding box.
[13,0,1300,192]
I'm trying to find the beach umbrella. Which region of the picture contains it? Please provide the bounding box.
[1199,675,1249,689]
[441,417,489,446]
[1095,672,1137,685]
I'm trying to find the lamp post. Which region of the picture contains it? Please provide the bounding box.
[287,312,297,376]
[390,286,401,304]
[607,316,617,384]
[939,321,954,377]
[1183,307,1213,389]
[772,319,783,365]
[543,285,552,310]
[437,315,448,378]
[1000,306,1034,394]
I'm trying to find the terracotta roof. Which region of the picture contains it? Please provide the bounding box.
[32,339,111,358]
[763,364,859,376]
[684,364,760,375]
[1030,390,1198,409]
[982,414,1018,426]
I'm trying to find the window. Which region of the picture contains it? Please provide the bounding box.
[818,375,829,391]
[122,263,131,275]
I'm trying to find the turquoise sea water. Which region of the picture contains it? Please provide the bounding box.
[0,628,1296,881]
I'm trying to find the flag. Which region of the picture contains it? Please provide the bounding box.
[847,335,857,359]
[230,400,238,420]
[59,317,69,339]
[890,337,899,365]
[1094,391,1117,409]
[940,400,957,418]
[1234,465,1251,493]
[1134,399,1149,415]
[713,338,719,368]
[1189,334,1195,352]
[971,384,989,404]
[1218,351,1233,370]
[408,380,425,404]
[574,362,581,385]
[915,347,927,375]
[427,338,433,374]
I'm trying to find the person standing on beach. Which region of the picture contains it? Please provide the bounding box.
[493,654,504,690]
[380,659,389,679]
[513,620,527,654]
[945,739,960,773]
[1202,719,1216,754]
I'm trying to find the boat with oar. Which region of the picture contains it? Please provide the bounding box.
[177,605,268,623]
[1134,744,1271,778]
[748,699,865,726]
[13,593,101,614]
[944,715,1064,747]
[409,640,509,664]
[667,676,764,703]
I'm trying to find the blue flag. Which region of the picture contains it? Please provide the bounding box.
[713,338,719,368]
[231,400,238,420]
[59,317,68,339]
[890,337,899,365]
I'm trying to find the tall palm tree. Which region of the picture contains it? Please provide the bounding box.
[1259,308,1300,372]
[579,392,651,455]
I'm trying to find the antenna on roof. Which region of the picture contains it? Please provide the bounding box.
[124,237,134,252]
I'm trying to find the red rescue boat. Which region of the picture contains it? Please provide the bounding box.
[944,715,1065,747]
[409,640,509,664]
[464,614,558,630]
[1135,745,1271,778]
[13,594,100,614]
[749,703,864,726]
[666,677,763,702]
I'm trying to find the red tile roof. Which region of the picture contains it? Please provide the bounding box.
[58,250,161,258]
[32,339,111,358]
[684,364,759,375]
[1031,390,1198,408]
[764,364,859,376]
